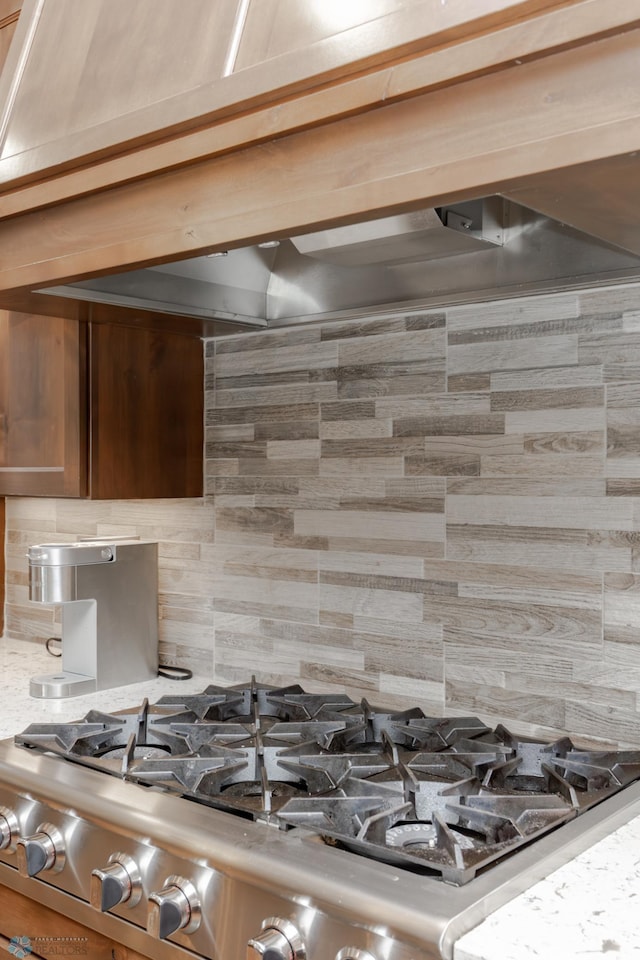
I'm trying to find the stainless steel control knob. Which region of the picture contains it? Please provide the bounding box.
[0,806,19,851]
[90,853,142,912]
[247,918,305,960]
[147,875,201,939]
[16,822,65,877]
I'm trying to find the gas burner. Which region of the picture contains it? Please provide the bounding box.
[13,681,640,885]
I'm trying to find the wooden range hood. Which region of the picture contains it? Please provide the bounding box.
[0,0,638,334]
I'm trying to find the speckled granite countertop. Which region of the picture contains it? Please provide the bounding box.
[2,635,640,959]
[454,814,640,960]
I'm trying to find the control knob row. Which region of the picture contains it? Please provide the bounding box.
[3,818,376,958]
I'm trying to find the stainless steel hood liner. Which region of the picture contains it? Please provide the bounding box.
[290,198,505,266]
[36,197,640,330]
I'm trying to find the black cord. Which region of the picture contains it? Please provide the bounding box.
[158,665,193,681]
[45,637,62,658]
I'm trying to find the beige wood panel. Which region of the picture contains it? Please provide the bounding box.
[0,0,634,198]
[235,0,428,67]
[1,0,241,157]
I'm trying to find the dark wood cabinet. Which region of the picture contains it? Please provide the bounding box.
[0,310,203,499]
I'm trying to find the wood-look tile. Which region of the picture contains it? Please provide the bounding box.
[404,313,446,331]
[447,293,579,332]
[579,332,640,382]
[447,494,633,530]
[447,477,606,496]
[428,596,602,649]
[446,524,634,572]
[606,458,640,479]
[579,286,640,315]
[207,402,318,425]
[480,455,604,479]
[321,400,376,421]
[320,419,393,440]
[267,440,321,460]
[425,436,523,456]
[446,373,492,392]
[300,662,378,691]
[504,407,605,434]
[214,340,337,376]
[234,458,320,476]
[607,408,640,459]
[343,497,444,514]
[320,569,455,596]
[320,315,408,341]
[320,550,425,579]
[385,477,446,497]
[321,437,424,458]
[319,457,404,477]
[564,701,640,746]
[445,679,567,730]
[607,479,640,496]
[298,477,386,499]
[215,326,320,354]
[337,371,446,399]
[394,414,505,437]
[337,329,445,366]
[490,386,604,411]
[208,424,255,441]
[319,582,425,624]
[522,432,604,455]
[449,335,578,375]
[206,441,267,459]
[406,454,480,476]
[424,555,601,589]
[254,421,319,441]
[445,645,574,681]
[449,313,622,346]
[295,509,445,543]
[377,393,491,418]
[324,537,445,558]
[215,382,337,407]
[214,369,335,390]
[490,364,603,391]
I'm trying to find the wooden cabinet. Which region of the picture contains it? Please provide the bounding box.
[0,310,203,498]
[0,883,150,960]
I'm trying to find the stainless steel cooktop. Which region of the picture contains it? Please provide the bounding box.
[2,679,640,960]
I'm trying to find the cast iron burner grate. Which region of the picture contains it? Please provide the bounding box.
[14,679,640,884]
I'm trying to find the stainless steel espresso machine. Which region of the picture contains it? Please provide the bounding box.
[27,539,159,698]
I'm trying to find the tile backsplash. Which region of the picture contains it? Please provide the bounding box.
[5,282,640,745]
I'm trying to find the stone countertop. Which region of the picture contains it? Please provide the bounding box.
[2,636,640,959]
[454,814,640,960]
[0,635,213,739]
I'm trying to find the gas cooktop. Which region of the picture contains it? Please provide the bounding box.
[14,679,640,886]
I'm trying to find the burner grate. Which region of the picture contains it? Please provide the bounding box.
[14,680,640,884]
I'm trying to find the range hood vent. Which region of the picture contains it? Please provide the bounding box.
[36,196,640,333]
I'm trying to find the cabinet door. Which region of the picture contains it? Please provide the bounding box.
[88,321,203,499]
[0,310,86,496]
